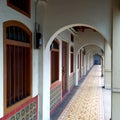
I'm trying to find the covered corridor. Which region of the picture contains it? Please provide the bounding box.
[1,0,120,120]
[51,65,111,120]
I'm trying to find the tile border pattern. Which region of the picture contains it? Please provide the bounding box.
[0,96,38,120]
[69,73,75,90]
[50,81,62,112]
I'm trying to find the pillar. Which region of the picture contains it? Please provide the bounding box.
[89,53,93,68]
[81,49,84,77]
[75,48,79,86]
[104,41,111,89]
[86,53,90,71]
[38,1,50,120]
[83,55,87,76]
[112,0,120,119]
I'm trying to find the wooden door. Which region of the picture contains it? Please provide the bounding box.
[62,41,68,96]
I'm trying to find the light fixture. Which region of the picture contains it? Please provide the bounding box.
[35,32,43,49]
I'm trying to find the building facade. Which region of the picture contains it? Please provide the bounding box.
[0,0,119,120]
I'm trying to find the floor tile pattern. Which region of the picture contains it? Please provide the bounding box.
[58,66,104,120]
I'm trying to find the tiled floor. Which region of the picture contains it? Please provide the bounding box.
[99,74,111,120]
[51,65,111,120]
[102,87,111,120]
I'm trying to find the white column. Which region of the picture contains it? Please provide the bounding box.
[84,55,87,76]
[81,50,84,77]
[38,47,50,120]
[112,0,120,119]
[75,48,78,86]
[86,54,88,72]
[68,43,71,90]
[90,53,93,68]
[59,40,62,82]
[104,41,111,89]
[87,53,90,71]
[38,2,50,120]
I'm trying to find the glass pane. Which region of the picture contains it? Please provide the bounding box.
[6,26,30,43]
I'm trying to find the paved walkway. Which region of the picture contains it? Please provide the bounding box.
[51,65,111,120]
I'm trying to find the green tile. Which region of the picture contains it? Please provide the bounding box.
[26,106,30,113]
[30,103,33,109]
[21,109,25,117]
[26,114,29,120]
[10,116,15,120]
[30,111,33,117]
[16,112,20,120]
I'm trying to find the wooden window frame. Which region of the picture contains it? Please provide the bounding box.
[50,39,59,84]
[3,20,32,115]
[7,0,31,18]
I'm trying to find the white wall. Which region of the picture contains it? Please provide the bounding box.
[0,0,38,117]
[56,31,74,91]
[56,29,72,78]
[43,0,111,47]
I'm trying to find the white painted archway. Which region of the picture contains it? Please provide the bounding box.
[40,24,111,120]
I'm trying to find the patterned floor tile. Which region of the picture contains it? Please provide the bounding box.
[58,66,104,120]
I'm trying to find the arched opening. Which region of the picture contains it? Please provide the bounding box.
[94,54,102,65]
[48,24,111,120]
[46,24,108,50]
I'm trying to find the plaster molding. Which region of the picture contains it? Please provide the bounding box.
[104,69,111,72]
[112,88,120,93]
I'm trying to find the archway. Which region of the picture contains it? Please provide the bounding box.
[43,24,111,119]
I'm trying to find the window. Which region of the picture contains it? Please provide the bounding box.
[70,46,74,73]
[7,0,31,17]
[4,21,32,114]
[50,40,59,84]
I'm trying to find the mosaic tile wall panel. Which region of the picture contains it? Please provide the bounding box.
[0,96,38,120]
[50,81,62,111]
[68,73,75,90]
